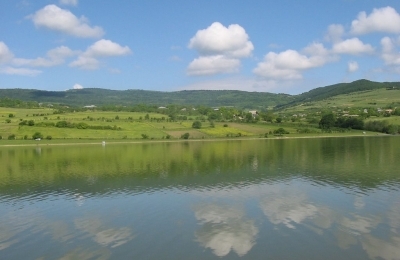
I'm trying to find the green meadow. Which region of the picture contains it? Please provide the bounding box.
[0,107,375,144]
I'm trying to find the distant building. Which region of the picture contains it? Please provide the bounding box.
[84,105,96,108]
[249,110,258,117]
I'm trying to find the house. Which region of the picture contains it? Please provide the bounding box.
[249,110,257,117]
[84,105,96,108]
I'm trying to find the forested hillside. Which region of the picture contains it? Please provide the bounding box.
[0,88,293,109]
[0,79,398,109]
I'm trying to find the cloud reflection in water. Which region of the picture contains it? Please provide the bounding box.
[193,203,258,257]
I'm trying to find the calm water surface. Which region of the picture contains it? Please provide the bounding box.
[1,137,400,259]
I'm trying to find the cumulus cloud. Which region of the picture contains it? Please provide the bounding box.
[187,22,253,76]
[13,46,78,67]
[187,55,240,76]
[70,39,131,70]
[332,38,374,55]
[73,83,83,89]
[59,0,78,6]
[0,42,14,63]
[347,61,359,72]
[30,5,104,38]
[325,24,345,43]
[84,39,131,57]
[0,66,42,76]
[189,22,253,58]
[380,37,400,65]
[351,6,400,35]
[253,43,335,80]
[69,56,100,70]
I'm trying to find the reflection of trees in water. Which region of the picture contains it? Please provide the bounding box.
[2,137,400,193]
[193,203,258,257]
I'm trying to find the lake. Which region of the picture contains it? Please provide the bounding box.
[1,136,400,259]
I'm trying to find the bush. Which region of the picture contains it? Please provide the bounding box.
[192,121,202,129]
[8,134,16,140]
[181,133,190,139]
[273,128,289,135]
[223,124,228,127]
[32,132,43,140]
[46,135,52,140]
[166,134,171,139]
[24,135,28,140]
[5,119,11,123]
[141,134,149,139]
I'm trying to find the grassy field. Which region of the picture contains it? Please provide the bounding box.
[0,107,386,143]
[282,88,400,114]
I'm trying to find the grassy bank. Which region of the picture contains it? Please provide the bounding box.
[0,107,387,145]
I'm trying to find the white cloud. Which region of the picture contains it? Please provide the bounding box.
[0,42,14,63]
[73,83,83,89]
[30,5,104,38]
[187,22,253,76]
[325,24,345,43]
[70,39,131,70]
[59,0,78,6]
[332,38,374,55]
[84,39,131,57]
[347,61,359,72]
[187,55,240,76]
[13,46,78,67]
[253,43,335,80]
[69,56,100,70]
[0,66,42,76]
[351,6,400,35]
[380,37,400,65]
[189,22,253,58]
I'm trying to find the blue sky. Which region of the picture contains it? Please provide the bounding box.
[1,0,400,94]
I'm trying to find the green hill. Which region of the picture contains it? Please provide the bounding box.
[0,88,293,109]
[276,79,400,109]
[1,79,399,109]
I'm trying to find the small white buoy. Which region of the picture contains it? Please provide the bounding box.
[102,141,106,146]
